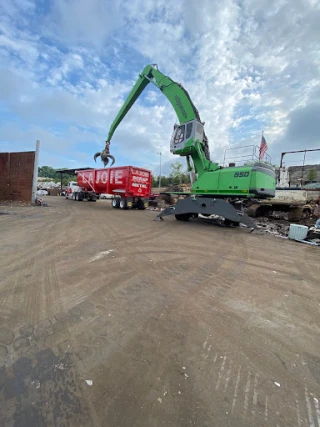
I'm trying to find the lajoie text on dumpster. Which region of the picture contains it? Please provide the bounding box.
[80,171,110,184]
[80,169,149,187]
[109,170,123,184]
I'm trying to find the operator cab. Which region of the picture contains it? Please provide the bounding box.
[170,120,204,154]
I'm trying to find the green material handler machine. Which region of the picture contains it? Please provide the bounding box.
[94,64,276,227]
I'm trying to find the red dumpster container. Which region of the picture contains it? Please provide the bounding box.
[75,166,152,209]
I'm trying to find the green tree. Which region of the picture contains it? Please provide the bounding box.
[169,162,183,183]
[152,176,158,187]
[38,166,76,186]
[38,166,57,179]
[61,176,76,186]
[180,172,191,184]
[307,168,317,182]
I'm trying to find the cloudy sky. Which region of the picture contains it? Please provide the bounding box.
[0,0,319,174]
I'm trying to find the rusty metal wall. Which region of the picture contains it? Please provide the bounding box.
[0,151,36,201]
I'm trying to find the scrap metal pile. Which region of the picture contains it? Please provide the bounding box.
[255,217,289,237]
[255,215,320,245]
[147,191,320,245]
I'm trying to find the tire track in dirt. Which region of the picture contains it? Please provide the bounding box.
[48,229,236,379]
[0,251,41,329]
[82,242,261,427]
[193,342,319,427]
[203,294,312,383]
[21,214,71,325]
[175,234,319,426]
[0,206,73,272]
[0,205,72,329]
[107,228,245,337]
[31,206,178,318]
[159,230,249,316]
[100,216,176,248]
[297,248,320,294]
[57,211,180,307]
[195,304,320,426]
[2,198,319,426]
[43,253,65,319]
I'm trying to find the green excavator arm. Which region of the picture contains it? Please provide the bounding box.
[107,65,199,139]
[96,64,276,200]
[102,64,214,175]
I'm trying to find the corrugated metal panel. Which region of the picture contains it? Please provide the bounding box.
[0,151,35,201]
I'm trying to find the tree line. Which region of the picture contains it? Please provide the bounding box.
[38,166,76,186]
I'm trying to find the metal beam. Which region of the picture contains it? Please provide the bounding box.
[280,148,320,168]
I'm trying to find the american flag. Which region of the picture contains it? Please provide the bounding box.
[259,135,268,160]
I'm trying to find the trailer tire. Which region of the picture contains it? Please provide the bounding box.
[136,199,146,210]
[112,198,120,209]
[120,198,128,210]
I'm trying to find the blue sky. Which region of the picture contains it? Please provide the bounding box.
[0,0,319,174]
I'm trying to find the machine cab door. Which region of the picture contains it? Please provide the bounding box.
[170,120,204,154]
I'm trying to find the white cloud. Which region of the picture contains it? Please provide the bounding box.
[46,0,123,48]
[0,0,319,170]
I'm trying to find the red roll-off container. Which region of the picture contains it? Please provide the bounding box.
[76,166,152,198]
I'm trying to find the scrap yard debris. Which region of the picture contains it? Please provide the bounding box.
[256,215,320,246]
[149,196,320,246]
[305,220,320,245]
[255,217,289,237]
[35,197,48,207]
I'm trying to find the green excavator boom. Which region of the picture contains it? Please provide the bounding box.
[105,64,213,175]
[98,64,276,200]
[107,65,200,139]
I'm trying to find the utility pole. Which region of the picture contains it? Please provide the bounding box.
[301,150,307,186]
[157,152,162,188]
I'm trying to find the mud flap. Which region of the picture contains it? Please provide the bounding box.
[154,197,256,228]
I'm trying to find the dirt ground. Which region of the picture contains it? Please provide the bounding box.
[0,196,319,427]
